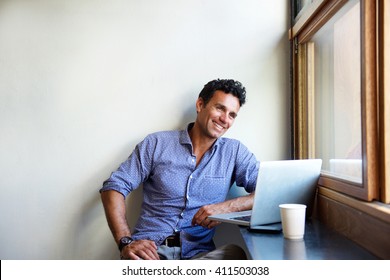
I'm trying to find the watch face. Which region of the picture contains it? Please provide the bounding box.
[121,237,132,244]
[119,236,133,251]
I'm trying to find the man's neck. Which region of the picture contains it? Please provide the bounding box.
[188,123,216,165]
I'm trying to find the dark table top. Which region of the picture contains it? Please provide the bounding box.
[239,219,378,260]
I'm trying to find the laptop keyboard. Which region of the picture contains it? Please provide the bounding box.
[230,215,251,222]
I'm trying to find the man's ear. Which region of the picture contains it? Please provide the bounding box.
[196,97,204,113]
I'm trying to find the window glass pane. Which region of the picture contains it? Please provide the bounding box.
[294,0,312,20]
[311,0,362,183]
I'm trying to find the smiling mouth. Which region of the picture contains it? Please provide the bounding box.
[213,121,226,131]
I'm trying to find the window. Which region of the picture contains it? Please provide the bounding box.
[291,0,389,203]
[294,0,313,19]
[311,0,362,183]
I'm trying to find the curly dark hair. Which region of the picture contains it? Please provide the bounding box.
[198,79,247,107]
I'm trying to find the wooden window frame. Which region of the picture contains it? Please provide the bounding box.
[291,0,389,203]
[379,0,390,203]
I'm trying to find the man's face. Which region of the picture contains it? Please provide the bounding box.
[195,90,240,140]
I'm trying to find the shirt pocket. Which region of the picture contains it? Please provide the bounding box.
[201,175,229,204]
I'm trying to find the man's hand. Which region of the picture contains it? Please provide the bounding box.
[191,203,225,228]
[192,192,255,229]
[120,239,160,260]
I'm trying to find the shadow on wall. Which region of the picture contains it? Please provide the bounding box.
[125,185,143,230]
[70,191,117,260]
[69,185,143,260]
[176,93,197,130]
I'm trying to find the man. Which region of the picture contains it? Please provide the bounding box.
[100,79,259,260]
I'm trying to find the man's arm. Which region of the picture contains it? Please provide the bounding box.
[101,190,159,260]
[191,192,255,228]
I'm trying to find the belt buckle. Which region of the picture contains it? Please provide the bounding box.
[163,234,180,247]
[164,238,170,246]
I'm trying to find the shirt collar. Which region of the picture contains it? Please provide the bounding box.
[179,123,224,148]
[179,123,193,145]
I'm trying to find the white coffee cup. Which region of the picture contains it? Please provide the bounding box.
[279,204,307,240]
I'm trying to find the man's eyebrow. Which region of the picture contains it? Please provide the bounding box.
[215,103,228,111]
[215,103,238,118]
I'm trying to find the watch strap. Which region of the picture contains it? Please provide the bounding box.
[118,236,133,251]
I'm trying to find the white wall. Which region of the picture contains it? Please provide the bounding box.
[0,0,289,259]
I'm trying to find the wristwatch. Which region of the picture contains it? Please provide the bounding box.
[118,236,133,252]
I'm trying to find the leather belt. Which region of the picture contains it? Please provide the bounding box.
[162,233,181,247]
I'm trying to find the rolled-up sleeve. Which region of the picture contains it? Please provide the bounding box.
[99,135,155,197]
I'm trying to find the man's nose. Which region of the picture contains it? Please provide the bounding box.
[219,112,229,124]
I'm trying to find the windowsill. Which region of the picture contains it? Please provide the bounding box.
[317,186,390,224]
[321,170,362,185]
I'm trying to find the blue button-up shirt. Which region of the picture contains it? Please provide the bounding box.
[100,123,259,259]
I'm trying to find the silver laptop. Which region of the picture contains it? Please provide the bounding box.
[208,159,322,232]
